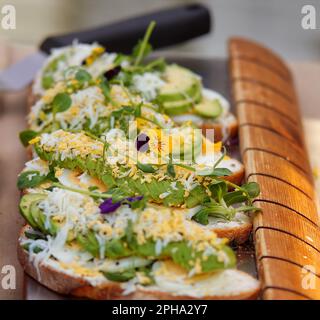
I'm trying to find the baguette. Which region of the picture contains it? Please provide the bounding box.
[18,225,259,300]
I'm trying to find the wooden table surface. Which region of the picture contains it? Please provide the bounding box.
[0,41,319,300]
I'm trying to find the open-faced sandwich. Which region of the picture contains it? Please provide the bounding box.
[30,23,237,142]
[18,23,260,299]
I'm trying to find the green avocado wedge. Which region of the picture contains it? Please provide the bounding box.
[19,193,47,230]
[194,98,223,119]
[157,64,202,115]
[20,193,63,237]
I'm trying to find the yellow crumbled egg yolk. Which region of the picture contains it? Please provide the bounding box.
[40,130,104,158]
[85,46,105,66]
[134,205,219,250]
[29,136,41,145]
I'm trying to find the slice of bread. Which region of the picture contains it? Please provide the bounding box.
[172,112,238,143]
[223,162,244,185]
[207,213,252,244]
[201,113,238,142]
[18,226,260,300]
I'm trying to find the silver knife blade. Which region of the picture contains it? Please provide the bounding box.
[0,51,47,91]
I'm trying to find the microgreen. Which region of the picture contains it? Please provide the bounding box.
[192,180,261,224]
[132,21,156,66]
[19,130,38,147]
[167,154,176,178]
[52,92,72,124]
[75,69,92,84]
[137,161,156,173]
[17,171,47,189]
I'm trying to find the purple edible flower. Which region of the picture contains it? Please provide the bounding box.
[136,133,150,152]
[99,198,121,214]
[99,196,143,214]
[104,66,121,81]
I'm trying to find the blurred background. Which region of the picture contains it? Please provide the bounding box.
[0,0,319,60]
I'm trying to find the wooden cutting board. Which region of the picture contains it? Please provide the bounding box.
[229,38,320,300]
[1,40,320,300]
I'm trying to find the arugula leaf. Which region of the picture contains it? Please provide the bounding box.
[19,130,38,147]
[193,203,236,223]
[88,186,99,192]
[99,78,111,102]
[143,58,166,72]
[192,179,261,224]
[137,161,156,173]
[102,138,110,164]
[198,167,232,177]
[75,69,92,83]
[42,76,54,90]
[241,182,260,198]
[223,190,247,206]
[17,171,47,189]
[134,102,142,117]
[132,21,156,66]
[236,205,261,213]
[167,154,176,178]
[110,106,136,134]
[209,181,228,202]
[52,93,72,114]
[192,208,209,225]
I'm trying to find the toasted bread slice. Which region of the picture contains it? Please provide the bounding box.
[223,162,244,185]
[213,222,252,244]
[201,114,238,142]
[18,225,259,300]
[172,112,238,143]
[207,213,252,244]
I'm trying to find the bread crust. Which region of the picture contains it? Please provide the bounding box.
[18,226,260,300]
[201,117,238,142]
[213,222,252,245]
[224,164,245,185]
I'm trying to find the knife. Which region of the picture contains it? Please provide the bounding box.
[0,4,211,92]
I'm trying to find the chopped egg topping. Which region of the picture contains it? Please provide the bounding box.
[131,72,165,101]
[33,43,106,95]
[133,205,226,252]
[39,130,104,160]
[29,86,111,131]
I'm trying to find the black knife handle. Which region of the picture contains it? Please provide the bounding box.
[40,4,211,54]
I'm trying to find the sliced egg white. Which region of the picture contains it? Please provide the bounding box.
[57,169,107,192]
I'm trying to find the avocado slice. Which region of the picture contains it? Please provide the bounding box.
[20,193,60,235]
[194,98,223,119]
[162,100,193,115]
[158,64,202,115]
[30,200,47,233]
[158,80,201,103]
[160,84,202,115]
[19,194,47,229]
